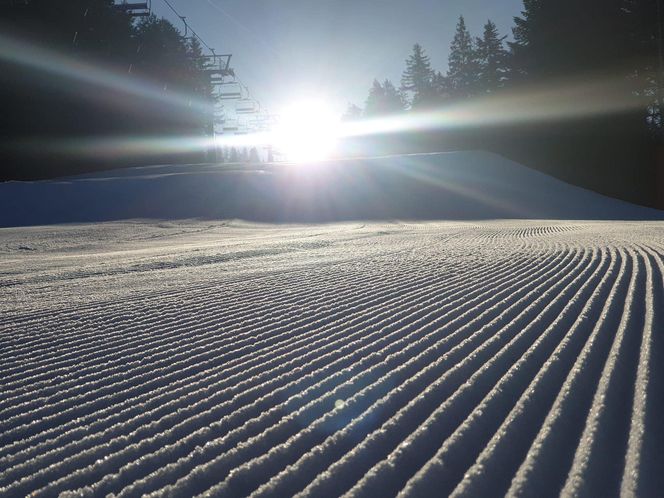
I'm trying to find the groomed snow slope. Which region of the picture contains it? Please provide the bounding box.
[1,220,663,497]
[1,151,662,227]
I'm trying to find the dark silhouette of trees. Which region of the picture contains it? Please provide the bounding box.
[505,0,660,205]
[508,0,659,119]
[0,0,217,180]
[476,20,509,92]
[362,2,662,207]
[621,0,663,129]
[131,15,216,134]
[1,0,135,61]
[510,0,643,82]
[401,17,507,103]
[445,16,480,98]
[401,43,436,109]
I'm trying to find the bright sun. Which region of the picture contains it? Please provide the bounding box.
[272,99,341,163]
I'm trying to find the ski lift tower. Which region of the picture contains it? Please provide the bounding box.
[203,52,237,137]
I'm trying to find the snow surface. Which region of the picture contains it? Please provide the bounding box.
[1,152,663,496]
[1,220,663,497]
[1,151,662,227]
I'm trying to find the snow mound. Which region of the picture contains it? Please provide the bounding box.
[1,151,661,227]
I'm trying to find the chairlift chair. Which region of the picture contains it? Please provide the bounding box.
[219,92,242,101]
[202,54,234,80]
[235,98,259,113]
[218,82,243,100]
[222,120,240,133]
[114,0,151,17]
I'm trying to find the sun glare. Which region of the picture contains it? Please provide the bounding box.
[272,99,341,163]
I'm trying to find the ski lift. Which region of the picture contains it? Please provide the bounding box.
[202,52,235,84]
[218,82,243,100]
[235,98,258,109]
[235,99,260,114]
[219,91,243,101]
[236,109,258,115]
[250,113,270,124]
[247,117,270,131]
[114,0,151,17]
[222,120,240,133]
[179,16,191,40]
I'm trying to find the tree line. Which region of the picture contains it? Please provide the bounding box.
[351,6,660,125]
[344,2,663,208]
[344,17,513,118]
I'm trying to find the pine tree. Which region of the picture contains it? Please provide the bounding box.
[382,79,405,113]
[432,71,450,99]
[186,37,216,134]
[341,103,363,121]
[446,16,480,98]
[476,20,509,92]
[365,79,386,116]
[365,79,405,116]
[624,0,662,128]
[509,0,559,79]
[510,0,631,79]
[401,43,436,109]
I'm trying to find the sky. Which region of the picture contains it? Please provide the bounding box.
[154,0,524,115]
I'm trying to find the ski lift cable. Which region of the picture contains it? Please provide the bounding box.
[233,76,261,110]
[154,0,269,131]
[156,0,261,107]
[158,0,214,53]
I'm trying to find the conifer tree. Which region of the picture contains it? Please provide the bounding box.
[382,79,405,112]
[510,0,561,79]
[366,79,405,116]
[401,43,436,108]
[341,103,363,121]
[432,71,450,99]
[510,0,631,79]
[476,20,509,92]
[446,16,480,98]
[365,79,386,116]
